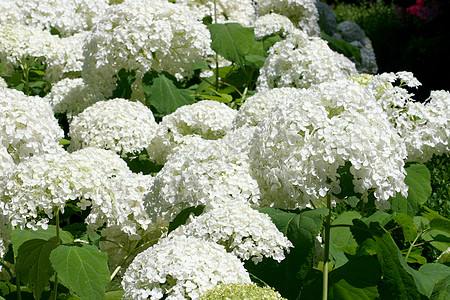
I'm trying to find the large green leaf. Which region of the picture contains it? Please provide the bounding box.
[142,71,195,117]
[11,226,73,257]
[417,264,450,298]
[50,244,110,300]
[207,23,264,69]
[390,162,432,217]
[15,238,57,300]
[331,211,361,255]
[246,207,326,299]
[168,205,205,233]
[300,255,381,299]
[351,220,422,299]
[431,275,450,300]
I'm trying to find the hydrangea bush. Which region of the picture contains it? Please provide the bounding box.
[0,1,449,300]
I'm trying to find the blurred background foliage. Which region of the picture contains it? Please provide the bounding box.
[328,0,450,101]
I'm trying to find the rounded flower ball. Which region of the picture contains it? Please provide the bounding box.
[147,100,237,165]
[249,79,408,210]
[255,0,321,36]
[18,0,109,37]
[0,87,64,164]
[122,235,251,300]
[68,98,158,156]
[171,202,293,264]
[82,0,213,99]
[145,138,260,223]
[256,30,358,91]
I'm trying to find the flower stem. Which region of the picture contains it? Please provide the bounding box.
[322,193,332,300]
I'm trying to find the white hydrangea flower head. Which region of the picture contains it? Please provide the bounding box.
[0,145,15,195]
[122,235,251,300]
[68,98,158,156]
[395,90,450,163]
[147,100,237,165]
[221,125,257,155]
[0,24,84,83]
[200,283,286,300]
[255,0,321,36]
[249,79,408,210]
[18,0,109,37]
[256,30,358,91]
[176,0,256,27]
[254,13,296,39]
[85,171,155,238]
[0,87,64,164]
[0,147,151,236]
[172,202,293,264]
[0,0,22,25]
[82,0,213,99]
[145,138,260,223]
[44,78,103,118]
[233,87,301,128]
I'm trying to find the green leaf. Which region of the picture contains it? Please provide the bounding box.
[401,247,427,264]
[431,275,450,300]
[390,162,432,217]
[331,211,361,255]
[104,290,125,300]
[350,220,422,299]
[49,244,110,300]
[393,213,418,243]
[168,205,206,233]
[142,71,195,117]
[15,238,57,300]
[11,226,73,257]
[418,263,450,298]
[246,208,326,299]
[59,138,71,146]
[261,34,283,52]
[111,68,136,99]
[300,255,381,299]
[208,23,261,69]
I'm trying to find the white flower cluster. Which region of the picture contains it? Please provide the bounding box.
[256,30,358,91]
[0,0,22,26]
[396,91,450,162]
[254,13,296,40]
[200,283,286,300]
[0,24,84,82]
[122,235,251,300]
[44,78,103,118]
[254,0,321,36]
[249,79,408,210]
[0,145,14,190]
[0,78,6,89]
[172,202,293,264]
[0,148,152,237]
[352,72,449,162]
[233,87,301,128]
[147,100,237,164]
[82,0,213,99]
[0,87,64,164]
[176,0,256,27]
[145,138,260,223]
[68,98,158,156]
[18,0,109,37]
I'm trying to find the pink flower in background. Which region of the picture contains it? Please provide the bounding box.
[406,0,439,22]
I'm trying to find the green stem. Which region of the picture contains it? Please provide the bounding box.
[405,232,423,263]
[322,193,332,300]
[52,208,61,300]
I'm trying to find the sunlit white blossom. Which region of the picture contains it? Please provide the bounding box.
[254,0,321,36]
[254,13,295,39]
[145,139,260,223]
[82,0,213,99]
[172,202,293,264]
[176,0,256,27]
[122,235,251,300]
[68,98,158,156]
[250,79,408,210]
[18,0,109,37]
[256,30,358,91]
[0,87,64,164]
[147,100,237,164]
